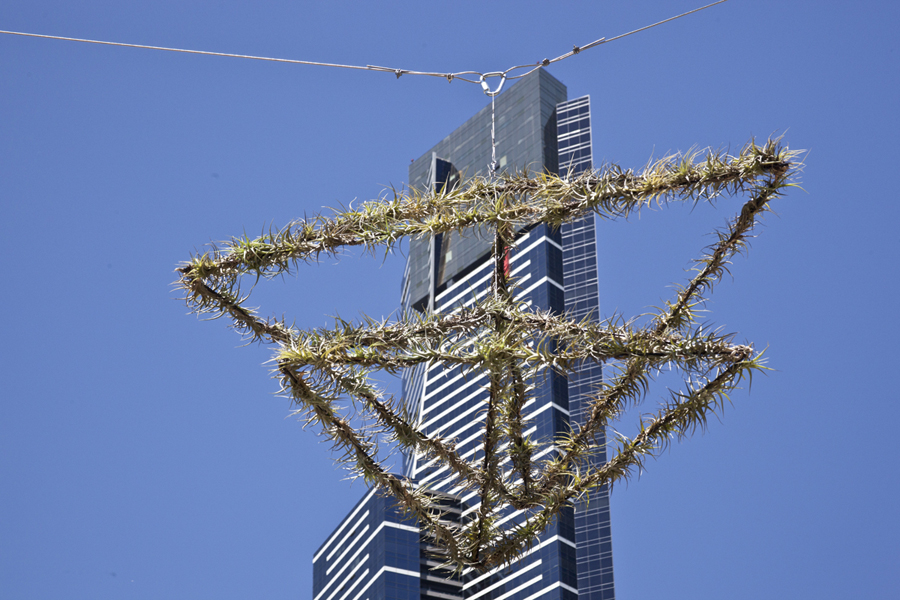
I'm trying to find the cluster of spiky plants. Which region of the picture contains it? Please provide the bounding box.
[177,137,800,571]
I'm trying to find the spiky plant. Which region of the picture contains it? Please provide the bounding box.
[176,137,801,571]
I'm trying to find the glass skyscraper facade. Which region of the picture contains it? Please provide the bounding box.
[313,489,463,600]
[556,97,614,600]
[313,69,614,600]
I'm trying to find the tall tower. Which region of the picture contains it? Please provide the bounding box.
[314,69,614,600]
[556,96,615,600]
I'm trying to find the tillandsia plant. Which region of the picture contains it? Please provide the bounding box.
[177,138,800,571]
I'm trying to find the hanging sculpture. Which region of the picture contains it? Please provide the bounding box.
[177,138,799,570]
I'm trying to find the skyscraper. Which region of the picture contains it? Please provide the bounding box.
[313,69,613,600]
[555,96,614,600]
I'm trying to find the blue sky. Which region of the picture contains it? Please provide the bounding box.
[2,1,898,598]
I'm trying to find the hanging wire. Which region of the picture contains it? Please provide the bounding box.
[0,0,729,94]
[480,73,507,175]
[489,95,499,175]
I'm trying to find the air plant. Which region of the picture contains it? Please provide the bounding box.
[176,137,801,571]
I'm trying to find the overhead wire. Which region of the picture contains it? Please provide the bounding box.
[0,0,729,92]
[496,0,730,83]
[0,30,386,73]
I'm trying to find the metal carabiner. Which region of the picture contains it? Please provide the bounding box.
[479,72,507,97]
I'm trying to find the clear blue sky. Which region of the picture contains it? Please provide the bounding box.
[2,1,898,598]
